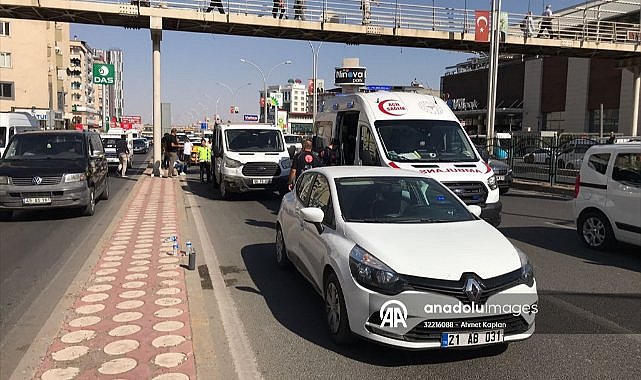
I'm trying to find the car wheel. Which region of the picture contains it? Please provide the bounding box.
[82,187,96,216]
[324,272,355,345]
[99,179,110,200]
[219,180,231,200]
[578,211,615,250]
[275,226,291,269]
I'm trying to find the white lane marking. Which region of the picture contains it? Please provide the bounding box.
[545,221,576,230]
[185,193,263,380]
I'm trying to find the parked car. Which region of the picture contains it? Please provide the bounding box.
[132,138,149,154]
[557,141,598,169]
[276,166,537,349]
[523,148,552,164]
[0,130,109,218]
[488,159,513,194]
[574,143,641,249]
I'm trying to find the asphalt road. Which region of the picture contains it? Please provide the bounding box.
[0,152,150,378]
[186,179,641,379]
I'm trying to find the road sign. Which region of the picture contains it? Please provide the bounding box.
[269,92,283,107]
[93,63,115,85]
[244,114,259,122]
[201,122,208,130]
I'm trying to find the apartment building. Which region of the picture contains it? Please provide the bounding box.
[0,19,70,129]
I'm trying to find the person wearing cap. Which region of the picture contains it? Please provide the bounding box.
[538,4,554,38]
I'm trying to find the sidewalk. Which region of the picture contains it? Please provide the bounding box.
[34,174,197,379]
[512,178,575,197]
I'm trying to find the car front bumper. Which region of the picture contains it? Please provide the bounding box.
[343,277,537,350]
[0,181,90,210]
[480,201,502,226]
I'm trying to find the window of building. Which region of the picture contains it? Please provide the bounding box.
[0,21,9,36]
[588,108,619,133]
[0,81,14,99]
[0,52,11,68]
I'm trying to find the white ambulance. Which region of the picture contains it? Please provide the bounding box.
[314,91,501,226]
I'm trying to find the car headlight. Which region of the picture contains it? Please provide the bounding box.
[63,173,86,183]
[223,157,242,168]
[517,249,535,287]
[487,174,498,190]
[349,245,406,295]
[0,176,10,185]
[280,158,291,170]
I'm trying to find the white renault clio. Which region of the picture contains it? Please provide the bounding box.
[276,167,537,349]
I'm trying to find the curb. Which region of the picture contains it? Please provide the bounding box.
[512,179,574,197]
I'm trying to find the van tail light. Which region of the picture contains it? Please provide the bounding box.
[388,161,400,169]
[574,175,580,198]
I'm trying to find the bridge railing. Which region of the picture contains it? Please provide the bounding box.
[98,0,640,45]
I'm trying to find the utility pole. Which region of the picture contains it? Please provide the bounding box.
[485,0,501,141]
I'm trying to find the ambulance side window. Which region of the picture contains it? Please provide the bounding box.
[360,125,380,166]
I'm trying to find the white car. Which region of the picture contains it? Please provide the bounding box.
[276,167,537,349]
[574,143,641,249]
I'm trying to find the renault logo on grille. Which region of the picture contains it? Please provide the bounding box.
[32,176,43,185]
[464,277,482,302]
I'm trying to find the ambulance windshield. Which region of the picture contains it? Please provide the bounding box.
[375,120,478,162]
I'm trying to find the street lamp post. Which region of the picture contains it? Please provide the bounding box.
[308,41,323,132]
[240,58,292,125]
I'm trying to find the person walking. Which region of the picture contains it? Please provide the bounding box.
[273,0,286,19]
[205,0,225,14]
[288,139,323,191]
[166,128,180,178]
[197,138,212,183]
[361,0,378,25]
[524,11,535,38]
[116,135,130,178]
[161,132,170,169]
[294,0,305,21]
[537,4,553,38]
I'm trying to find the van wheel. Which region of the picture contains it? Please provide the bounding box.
[219,180,231,200]
[82,187,96,216]
[99,179,110,200]
[324,272,356,345]
[578,211,614,250]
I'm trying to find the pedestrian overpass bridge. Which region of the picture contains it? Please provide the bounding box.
[0,0,639,59]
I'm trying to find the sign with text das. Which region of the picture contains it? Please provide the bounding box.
[93,63,115,85]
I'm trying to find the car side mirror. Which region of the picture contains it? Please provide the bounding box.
[467,205,482,218]
[301,207,325,234]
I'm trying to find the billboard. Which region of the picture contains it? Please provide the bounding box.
[334,67,366,86]
[121,115,143,130]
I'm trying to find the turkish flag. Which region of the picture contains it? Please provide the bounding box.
[475,10,490,42]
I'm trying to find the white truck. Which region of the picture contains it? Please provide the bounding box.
[0,112,41,157]
[100,128,135,170]
[313,91,502,226]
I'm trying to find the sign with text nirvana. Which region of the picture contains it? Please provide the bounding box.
[93,63,115,85]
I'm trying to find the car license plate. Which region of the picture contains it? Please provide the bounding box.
[253,179,271,185]
[441,330,504,348]
[496,175,505,181]
[23,197,52,205]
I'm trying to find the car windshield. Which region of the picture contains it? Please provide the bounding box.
[3,134,86,160]
[284,135,302,144]
[134,140,145,147]
[225,129,284,152]
[335,176,475,223]
[375,120,477,162]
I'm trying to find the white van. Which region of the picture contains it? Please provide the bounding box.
[314,92,501,225]
[212,124,291,199]
[0,112,41,157]
[100,128,135,169]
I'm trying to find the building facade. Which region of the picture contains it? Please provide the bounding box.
[0,19,70,129]
[69,39,100,129]
[441,55,640,136]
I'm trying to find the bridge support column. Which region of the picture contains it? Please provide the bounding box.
[151,17,163,176]
[632,67,640,137]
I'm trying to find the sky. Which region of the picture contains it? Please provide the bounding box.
[69,0,579,125]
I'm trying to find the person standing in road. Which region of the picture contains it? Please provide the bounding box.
[538,4,553,38]
[198,138,212,183]
[294,0,305,21]
[183,138,193,165]
[116,135,130,178]
[166,128,180,178]
[205,0,225,14]
[288,139,323,191]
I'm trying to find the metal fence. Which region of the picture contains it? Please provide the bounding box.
[83,0,640,46]
[475,133,638,186]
